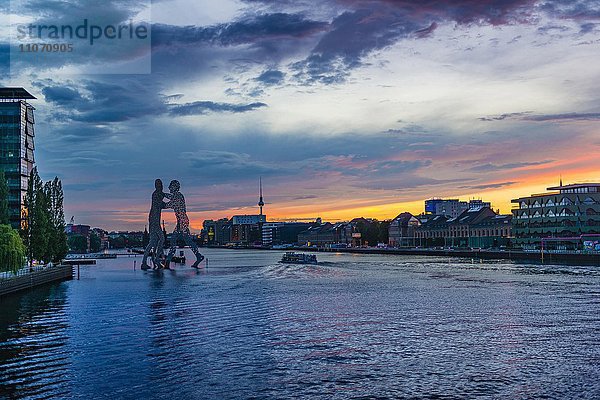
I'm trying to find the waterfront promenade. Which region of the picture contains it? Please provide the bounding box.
[0,264,73,298]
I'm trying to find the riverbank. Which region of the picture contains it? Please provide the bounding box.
[0,265,73,298]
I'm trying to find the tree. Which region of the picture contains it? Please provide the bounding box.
[89,232,101,253]
[46,178,68,262]
[0,171,9,225]
[0,224,26,274]
[68,235,88,253]
[378,220,391,244]
[29,169,50,263]
[21,169,69,264]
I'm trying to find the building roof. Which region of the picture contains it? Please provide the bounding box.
[419,215,449,229]
[472,214,512,228]
[449,207,497,225]
[0,88,36,100]
[547,183,600,190]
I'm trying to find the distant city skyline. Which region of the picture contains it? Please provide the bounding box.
[2,0,599,230]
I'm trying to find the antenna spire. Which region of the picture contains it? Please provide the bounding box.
[258,177,264,215]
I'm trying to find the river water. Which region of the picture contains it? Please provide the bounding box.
[1,249,599,399]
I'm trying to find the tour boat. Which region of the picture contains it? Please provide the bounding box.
[280,252,318,265]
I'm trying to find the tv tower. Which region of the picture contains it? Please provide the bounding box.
[258,177,265,216]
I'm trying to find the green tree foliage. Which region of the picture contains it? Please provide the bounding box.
[89,232,101,253]
[353,219,391,246]
[109,235,126,249]
[46,178,69,262]
[29,169,50,263]
[68,235,88,254]
[0,171,9,225]
[0,224,26,274]
[378,220,391,244]
[21,168,69,264]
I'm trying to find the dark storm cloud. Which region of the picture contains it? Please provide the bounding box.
[480,111,600,122]
[169,101,267,116]
[7,0,152,70]
[38,80,167,123]
[467,160,554,172]
[459,181,519,190]
[37,79,267,124]
[152,13,328,48]
[255,69,286,85]
[289,0,540,84]
[538,0,600,20]
[523,112,600,121]
[579,22,598,34]
[478,112,533,121]
[42,86,85,105]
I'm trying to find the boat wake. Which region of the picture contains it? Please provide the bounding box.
[259,262,346,279]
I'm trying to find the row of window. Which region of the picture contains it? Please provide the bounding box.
[515,208,600,219]
[514,219,600,228]
[561,187,598,194]
[416,229,511,238]
[519,197,598,208]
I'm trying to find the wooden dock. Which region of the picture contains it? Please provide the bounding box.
[0,265,74,298]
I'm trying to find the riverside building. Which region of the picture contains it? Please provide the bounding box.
[511,183,600,250]
[0,88,36,229]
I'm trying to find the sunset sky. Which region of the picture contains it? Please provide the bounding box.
[2,0,600,231]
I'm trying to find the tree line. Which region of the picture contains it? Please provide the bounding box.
[0,168,68,274]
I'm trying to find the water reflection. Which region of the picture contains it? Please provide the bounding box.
[0,249,599,399]
[0,284,71,399]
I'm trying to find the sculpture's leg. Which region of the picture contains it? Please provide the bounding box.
[141,236,155,270]
[184,234,204,268]
[165,235,178,269]
[153,231,165,269]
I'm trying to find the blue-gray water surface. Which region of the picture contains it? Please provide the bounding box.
[1,249,599,399]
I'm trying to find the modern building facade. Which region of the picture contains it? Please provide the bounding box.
[0,88,36,229]
[425,198,492,218]
[203,218,231,245]
[262,222,312,247]
[511,183,600,249]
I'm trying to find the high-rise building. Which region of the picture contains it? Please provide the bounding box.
[0,88,36,229]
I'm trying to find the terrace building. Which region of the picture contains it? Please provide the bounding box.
[388,212,420,247]
[415,207,511,248]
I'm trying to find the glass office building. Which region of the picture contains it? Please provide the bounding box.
[511,183,600,249]
[0,88,36,229]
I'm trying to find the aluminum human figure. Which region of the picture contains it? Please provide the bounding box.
[164,180,205,268]
[141,179,167,270]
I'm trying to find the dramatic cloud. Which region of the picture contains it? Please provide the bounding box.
[480,112,600,122]
[468,161,555,173]
[152,13,328,49]
[170,101,268,116]
[459,181,519,190]
[5,0,600,228]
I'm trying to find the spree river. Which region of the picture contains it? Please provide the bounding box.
[1,249,599,399]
